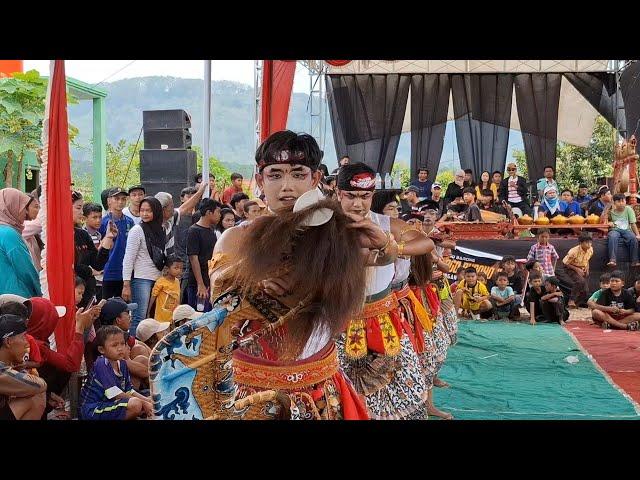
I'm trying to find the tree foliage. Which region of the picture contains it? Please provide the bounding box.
[0,69,78,187]
[512,116,615,193]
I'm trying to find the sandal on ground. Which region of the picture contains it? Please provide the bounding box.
[628,321,639,331]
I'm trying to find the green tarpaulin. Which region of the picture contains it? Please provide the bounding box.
[435,321,640,420]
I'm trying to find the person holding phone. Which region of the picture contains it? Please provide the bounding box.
[99,188,135,301]
[72,191,118,308]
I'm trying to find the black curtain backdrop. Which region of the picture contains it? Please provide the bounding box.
[326,74,410,174]
[563,72,625,132]
[620,61,640,139]
[450,74,513,179]
[514,73,562,182]
[409,74,450,182]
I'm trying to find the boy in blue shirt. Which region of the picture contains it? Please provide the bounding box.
[99,188,135,300]
[79,325,152,420]
[490,272,516,319]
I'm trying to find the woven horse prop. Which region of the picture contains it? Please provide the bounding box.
[612,135,639,205]
[149,291,308,420]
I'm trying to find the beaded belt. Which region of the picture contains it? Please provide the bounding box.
[233,345,338,391]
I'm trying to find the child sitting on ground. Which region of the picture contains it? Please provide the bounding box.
[540,276,570,325]
[526,228,559,278]
[525,259,544,279]
[626,275,640,312]
[450,266,466,294]
[477,271,494,291]
[525,272,545,325]
[591,270,640,330]
[135,318,170,350]
[93,298,149,391]
[148,257,184,323]
[79,325,153,420]
[496,255,526,315]
[454,267,493,320]
[490,272,516,319]
[562,232,594,309]
[587,273,611,315]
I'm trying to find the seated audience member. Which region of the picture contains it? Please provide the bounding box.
[242,201,262,222]
[423,182,445,219]
[478,189,508,215]
[135,318,170,350]
[587,185,613,216]
[454,267,493,319]
[538,186,567,219]
[602,193,640,267]
[79,326,152,420]
[475,170,498,200]
[444,170,466,212]
[27,297,97,416]
[627,276,640,312]
[526,229,559,278]
[525,259,544,279]
[490,272,517,319]
[403,186,422,215]
[0,314,47,420]
[477,271,493,291]
[540,276,570,325]
[587,274,611,311]
[562,233,593,308]
[591,270,640,330]
[463,168,476,188]
[450,266,466,294]
[461,187,482,222]
[560,189,582,216]
[499,163,531,216]
[496,255,525,308]
[170,304,204,331]
[576,183,592,213]
[525,272,545,325]
[95,298,149,390]
[492,171,503,190]
[536,165,558,201]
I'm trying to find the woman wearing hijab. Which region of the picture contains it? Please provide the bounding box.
[539,185,567,219]
[0,188,42,297]
[122,196,167,335]
[27,296,97,417]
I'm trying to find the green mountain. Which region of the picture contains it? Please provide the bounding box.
[68,76,413,177]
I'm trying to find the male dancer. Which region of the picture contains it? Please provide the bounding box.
[336,163,436,419]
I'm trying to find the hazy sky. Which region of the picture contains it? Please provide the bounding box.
[23,60,311,93]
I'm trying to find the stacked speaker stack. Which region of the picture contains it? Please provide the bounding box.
[140,109,196,201]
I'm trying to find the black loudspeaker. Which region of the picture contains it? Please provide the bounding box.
[140,149,197,201]
[143,109,191,130]
[143,129,192,149]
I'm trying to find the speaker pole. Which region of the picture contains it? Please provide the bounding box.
[202,60,212,198]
